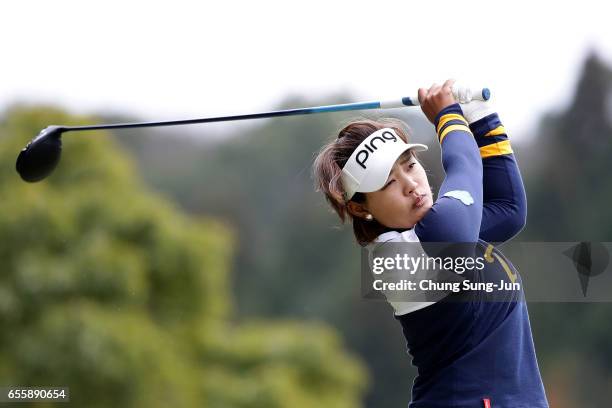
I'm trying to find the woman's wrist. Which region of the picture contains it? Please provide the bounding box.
[433,103,465,128]
[434,104,472,145]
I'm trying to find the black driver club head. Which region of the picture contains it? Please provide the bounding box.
[16,125,65,182]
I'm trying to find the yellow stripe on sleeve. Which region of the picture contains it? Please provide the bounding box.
[479,140,513,158]
[438,124,472,144]
[484,125,507,137]
[436,114,469,134]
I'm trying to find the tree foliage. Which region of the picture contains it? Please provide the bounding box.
[0,105,366,407]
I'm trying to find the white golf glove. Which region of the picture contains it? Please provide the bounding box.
[453,85,496,124]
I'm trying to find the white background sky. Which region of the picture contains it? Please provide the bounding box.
[1,0,611,142]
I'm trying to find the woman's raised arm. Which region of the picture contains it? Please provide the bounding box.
[414,102,483,243]
[469,112,527,244]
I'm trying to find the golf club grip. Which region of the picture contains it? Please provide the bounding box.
[380,87,491,108]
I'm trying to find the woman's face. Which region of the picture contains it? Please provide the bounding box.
[364,151,432,229]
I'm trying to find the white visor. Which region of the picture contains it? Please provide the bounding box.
[340,128,428,200]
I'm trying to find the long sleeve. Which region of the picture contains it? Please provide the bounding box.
[415,104,483,243]
[469,113,527,244]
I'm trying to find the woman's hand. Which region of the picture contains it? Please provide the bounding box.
[418,79,457,125]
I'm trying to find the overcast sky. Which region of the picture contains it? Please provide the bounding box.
[2,0,611,142]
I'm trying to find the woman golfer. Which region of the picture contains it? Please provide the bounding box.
[313,79,549,407]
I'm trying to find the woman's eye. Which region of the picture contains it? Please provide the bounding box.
[384,180,395,189]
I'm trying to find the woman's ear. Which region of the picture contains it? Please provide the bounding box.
[346,200,370,220]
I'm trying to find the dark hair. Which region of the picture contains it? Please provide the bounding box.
[312,118,420,246]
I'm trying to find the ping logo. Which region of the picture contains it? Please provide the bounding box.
[354,130,398,169]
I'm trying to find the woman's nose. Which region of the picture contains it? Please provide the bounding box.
[400,175,419,195]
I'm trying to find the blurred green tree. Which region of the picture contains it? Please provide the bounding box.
[0,106,367,407]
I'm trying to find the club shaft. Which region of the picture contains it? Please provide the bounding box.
[59,87,489,133]
[62,101,387,133]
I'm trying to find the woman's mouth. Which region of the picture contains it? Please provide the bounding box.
[413,194,426,208]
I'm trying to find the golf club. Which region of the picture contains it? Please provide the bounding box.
[15,86,490,183]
